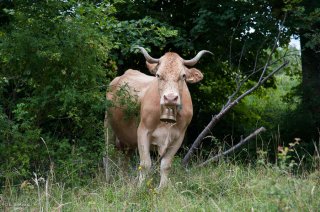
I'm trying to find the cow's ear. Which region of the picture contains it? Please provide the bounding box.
[185,68,203,83]
[146,62,158,75]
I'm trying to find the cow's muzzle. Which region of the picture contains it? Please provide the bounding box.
[160,105,177,123]
[163,93,179,105]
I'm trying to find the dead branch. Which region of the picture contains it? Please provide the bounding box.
[198,127,266,167]
[182,14,288,166]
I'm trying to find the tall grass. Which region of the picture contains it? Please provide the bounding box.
[1,154,319,211]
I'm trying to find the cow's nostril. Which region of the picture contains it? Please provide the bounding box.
[164,93,178,104]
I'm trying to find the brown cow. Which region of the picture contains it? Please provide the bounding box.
[105,47,212,188]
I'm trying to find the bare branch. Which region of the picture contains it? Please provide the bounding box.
[198,127,266,167]
[233,61,289,106]
[237,42,247,73]
[259,13,287,82]
[253,39,267,73]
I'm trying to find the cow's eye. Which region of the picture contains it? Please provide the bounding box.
[156,74,161,79]
[182,74,186,79]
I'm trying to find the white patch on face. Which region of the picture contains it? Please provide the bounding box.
[159,80,181,106]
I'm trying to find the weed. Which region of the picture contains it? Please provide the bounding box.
[277,139,300,172]
[109,83,140,120]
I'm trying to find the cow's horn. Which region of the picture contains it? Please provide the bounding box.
[136,47,160,64]
[183,50,213,66]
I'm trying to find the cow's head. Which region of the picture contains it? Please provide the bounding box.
[137,47,212,107]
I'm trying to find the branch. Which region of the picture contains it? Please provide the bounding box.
[198,127,266,167]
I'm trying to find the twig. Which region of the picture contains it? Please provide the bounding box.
[198,127,266,167]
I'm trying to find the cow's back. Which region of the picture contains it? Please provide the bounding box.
[107,69,154,149]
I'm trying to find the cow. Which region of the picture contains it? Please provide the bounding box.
[105,47,212,188]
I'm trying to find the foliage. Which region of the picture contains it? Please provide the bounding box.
[235,69,301,135]
[0,0,178,186]
[277,139,300,171]
[0,0,112,184]
[111,83,140,120]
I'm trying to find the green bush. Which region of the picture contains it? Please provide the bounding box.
[0,0,179,187]
[0,1,112,185]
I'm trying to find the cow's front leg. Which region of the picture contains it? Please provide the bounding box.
[158,134,185,189]
[137,125,151,185]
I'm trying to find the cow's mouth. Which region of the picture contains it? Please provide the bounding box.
[160,105,177,123]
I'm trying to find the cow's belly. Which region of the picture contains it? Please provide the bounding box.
[109,108,138,149]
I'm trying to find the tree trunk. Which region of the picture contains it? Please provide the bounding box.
[299,0,320,140]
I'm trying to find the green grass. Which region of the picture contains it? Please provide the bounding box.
[1,159,319,211]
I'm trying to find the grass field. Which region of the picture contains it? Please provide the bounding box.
[1,156,319,211]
